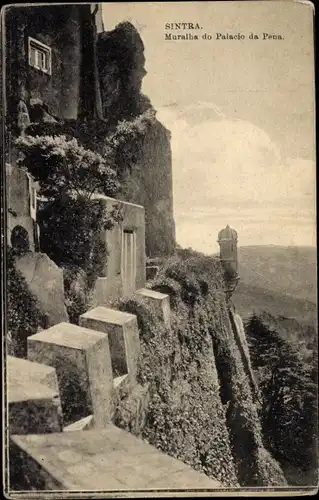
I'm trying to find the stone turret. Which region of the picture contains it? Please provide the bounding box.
[218,225,240,298]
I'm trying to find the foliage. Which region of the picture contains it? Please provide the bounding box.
[24,108,157,177]
[15,134,119,200]
[38,197,116,273]
[6,248,42,357]
[15,134,124,323]
[115,250,286,487]
[38,198,122,324]
[103,108,157,178]
[62,266,92,325]
[245,313,318,485]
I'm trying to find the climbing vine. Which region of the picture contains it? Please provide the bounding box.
[102,108,157,178]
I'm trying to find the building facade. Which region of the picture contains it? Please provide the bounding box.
[4,3,175,258]
[4,4,103,251]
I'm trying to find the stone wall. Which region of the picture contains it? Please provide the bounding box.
[14,251,69,326]
[90,195,146,306]
[8,292,222,493]
[5,4,99,129]
[6,163,36,251]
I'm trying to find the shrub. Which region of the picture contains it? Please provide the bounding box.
[62,266,90,324]
[6,248,42,357]
[103,108,157,178]
[38,197,113,272]
[245,313,318,484]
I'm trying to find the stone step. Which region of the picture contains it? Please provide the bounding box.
[10,425,222,491]
[27,322,113,428]
[79,307,140,383]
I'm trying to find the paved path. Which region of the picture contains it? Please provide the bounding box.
[11,424,222,491]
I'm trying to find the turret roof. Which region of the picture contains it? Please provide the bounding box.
[218,225,238,241]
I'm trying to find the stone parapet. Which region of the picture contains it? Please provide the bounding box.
[8,381,62,435]
[7,355,62,435]
[80,306,140,383]
[135,287,171,328]
[7,355,59,393]
[10,425,222,490]
[27,322,114,427]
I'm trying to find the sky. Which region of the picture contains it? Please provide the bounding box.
[102,1,316,253]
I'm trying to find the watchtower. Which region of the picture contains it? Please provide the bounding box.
[218,225,240,296]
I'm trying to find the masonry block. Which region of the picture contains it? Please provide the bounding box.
[14,252,69,327]
[80,307,140,382]
[8,379,62,435]
[27,322,113,428]
[113,383,151,434]
[7,355,59,393]
[135,288,171,328]
[10,425,222,490]
[7,356,62,435]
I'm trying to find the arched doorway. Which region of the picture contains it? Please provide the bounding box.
[11,225,30,254]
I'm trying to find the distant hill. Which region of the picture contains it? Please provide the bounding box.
[237,245,317,303]
[233,281,317,327]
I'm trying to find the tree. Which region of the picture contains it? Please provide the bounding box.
[245,313,317,482]
[15,134,119,201]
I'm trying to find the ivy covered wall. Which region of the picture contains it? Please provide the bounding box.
[113,251,287,487]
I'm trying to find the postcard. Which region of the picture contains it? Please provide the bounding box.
[1,1,317,497]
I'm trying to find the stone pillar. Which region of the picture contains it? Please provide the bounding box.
[7,356,62,435]
[27,322,114,428]
[79,306,140,383]
[135,288,171,328]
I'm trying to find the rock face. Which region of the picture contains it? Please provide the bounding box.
[97,22,148,125]
[14,252,69,326]
[119,120,176,257]
[97,22,176,257]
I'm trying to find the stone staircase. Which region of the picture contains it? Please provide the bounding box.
[8,288,222,492]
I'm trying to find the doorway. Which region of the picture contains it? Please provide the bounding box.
[122,229,137,296]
